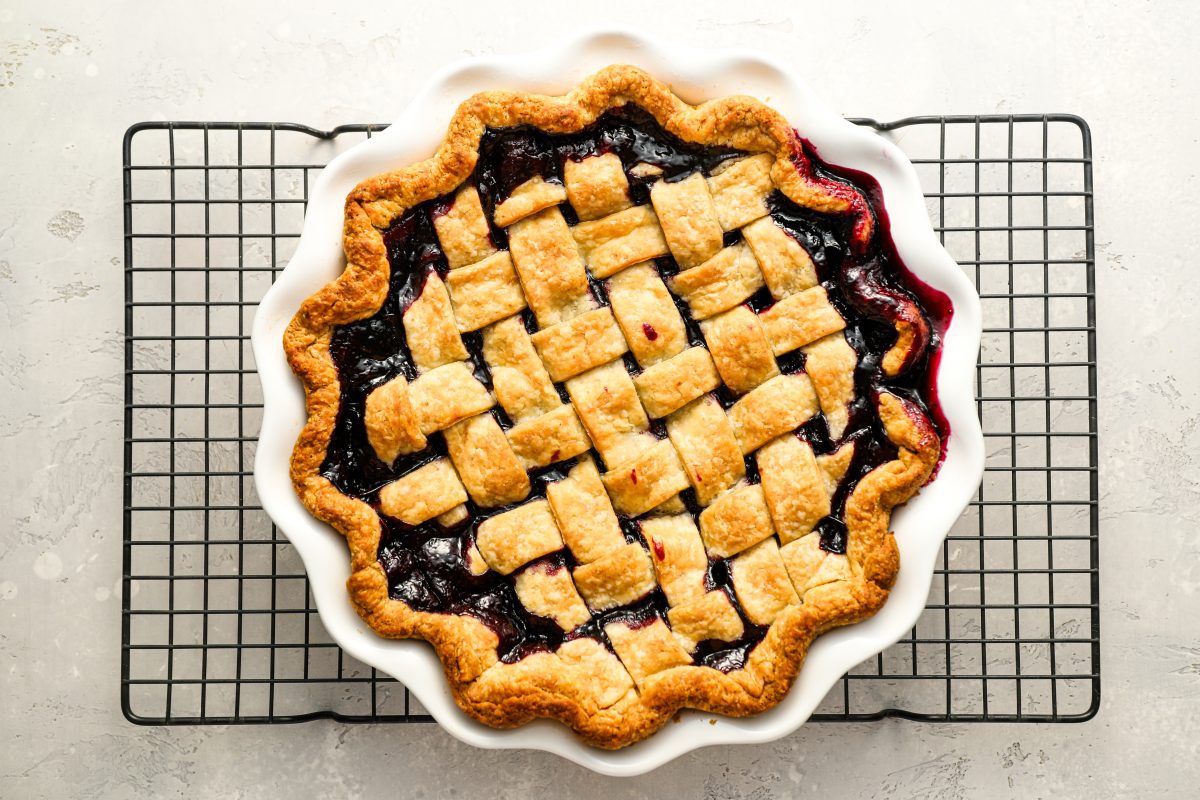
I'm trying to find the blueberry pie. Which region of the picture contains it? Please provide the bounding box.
[285,65,948,748]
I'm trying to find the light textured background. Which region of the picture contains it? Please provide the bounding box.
[2,1,1198,797]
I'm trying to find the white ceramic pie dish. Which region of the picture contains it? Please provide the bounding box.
[252,29,984,776]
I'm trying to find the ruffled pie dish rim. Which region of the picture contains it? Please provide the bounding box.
[252,30,983,776]
[284,64,940,750]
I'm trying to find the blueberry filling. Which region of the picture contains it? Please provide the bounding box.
[320,105,949,671]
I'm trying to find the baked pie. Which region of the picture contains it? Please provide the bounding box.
[285,65,948,748]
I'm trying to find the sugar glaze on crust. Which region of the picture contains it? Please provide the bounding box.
[284,65,942,749]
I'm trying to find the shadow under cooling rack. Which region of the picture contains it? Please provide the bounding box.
[122,115,1099,725]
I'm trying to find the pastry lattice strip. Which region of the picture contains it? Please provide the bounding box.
[366,152,863,686]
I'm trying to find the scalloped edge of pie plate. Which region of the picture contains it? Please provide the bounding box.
[251,29,984,776]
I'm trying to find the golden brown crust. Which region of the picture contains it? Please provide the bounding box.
[284,65,940,749]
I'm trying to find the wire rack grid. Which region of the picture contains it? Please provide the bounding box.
[121,114,1098,726]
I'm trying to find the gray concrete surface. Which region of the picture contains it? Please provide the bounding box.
[2,1,1198,796]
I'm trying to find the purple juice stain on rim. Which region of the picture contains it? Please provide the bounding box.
[797,133,955,469]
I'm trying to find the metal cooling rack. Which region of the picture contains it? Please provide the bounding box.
[122,115,1098,725]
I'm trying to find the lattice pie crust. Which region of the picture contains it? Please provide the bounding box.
[285,66,941,748]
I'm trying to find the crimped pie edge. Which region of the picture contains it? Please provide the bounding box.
[283,64,941,749]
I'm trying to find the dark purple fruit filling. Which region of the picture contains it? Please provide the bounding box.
[321,105,949,671]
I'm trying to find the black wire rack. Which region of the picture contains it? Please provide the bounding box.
[122,115,1098,726]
